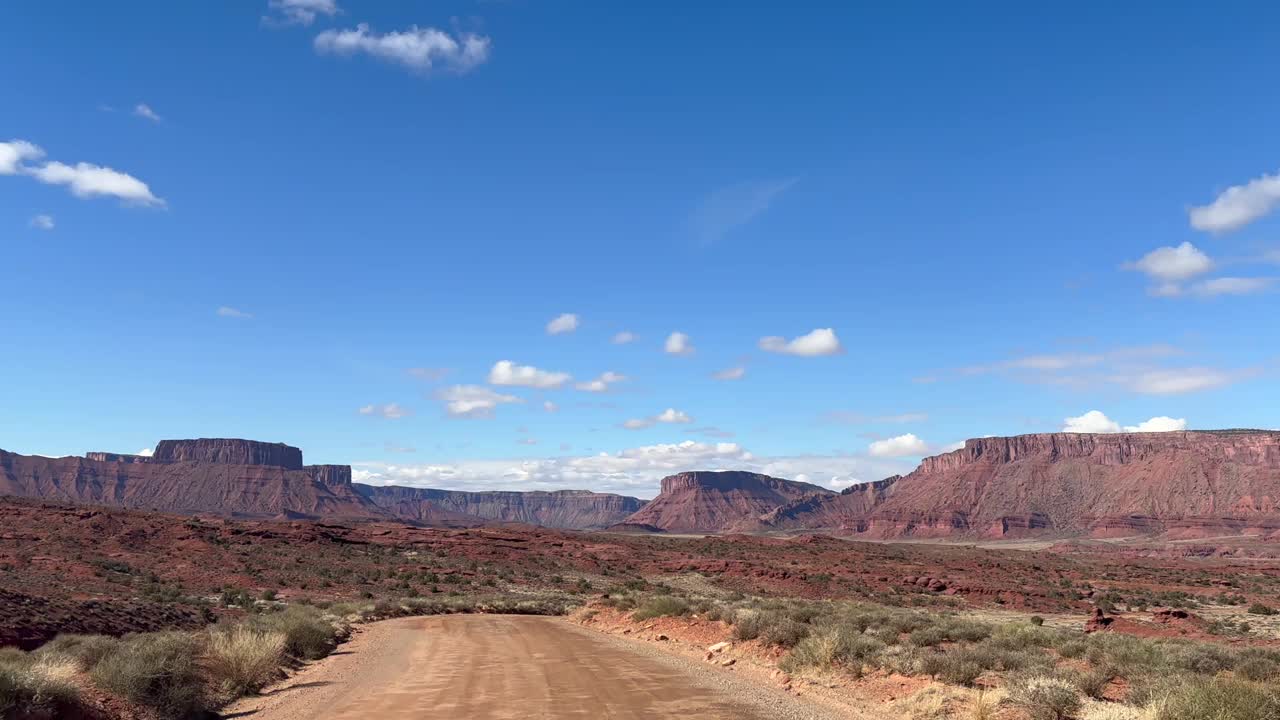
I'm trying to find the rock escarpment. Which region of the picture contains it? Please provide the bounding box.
[0,440,645,531]
[620,471,835,534]
[152,438,304,469]
[857,431,1280,538]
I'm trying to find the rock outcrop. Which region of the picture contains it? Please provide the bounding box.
[358,486,644,530]
[620,471,835,533]
[152,438,304,469]
[0,440,645,531]
[856,430,1280,538]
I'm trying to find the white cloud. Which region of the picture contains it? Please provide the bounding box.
[1062,410,1121,433]
[1189,170,1280,233]
[690,178,797,243]
[656,408,692,424]
[136,447,155,457]
[543,400,558,413]
[611,331,636,345]
[623,408,694,430]
[28,161,163,206]
[436,384,521,418]
[1063,410,1188,433]
[266,0,339,26]
[546,313,579,335]
[0,140,43,174]
[759,328,843,356]
[1125,416,1188,432]
[867,433,930,458]
[1190,277,1272,297]
[488,360,571,389]
[358,403,411,419]
[664,332,694,356]
[712,366,746,381]
[940,441,967,453]
[314,24,491,74]
[133,104,162,123]
[1125,368,1235,395]
[575,371,626,393]
[28,214,54,231]
[216,306,252,319]
[1126,242,1213,282]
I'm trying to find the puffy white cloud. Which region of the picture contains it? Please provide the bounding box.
[266,0,339,26]
[0,140,43,174]
[133,104,162,123]
[28,214,54,231]
[712,366,746,381]
[314,24,491,74]
[664,332,694,356]
[940,441,967,453]
[436,384,521,418]
[136,447,155,457]
[868,433,930,458]
[575,371,626,392]
[1063,410,1188,433]
[1126,242,1213,282]
[28,161,163,206]
[358,403,411,419]
[543,400,558,413]
[488,360,571,389]
[1125,416,1188,432]
[612,331,636,345]
[1191,277,1272,297]
[1189,170,1280,233]
[1062,410,1121,433]
[759,328,843,356]
[546,313,579,335]
[656,408,692,424]
[216,306,252,319]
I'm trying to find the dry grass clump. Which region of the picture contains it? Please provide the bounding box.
[1154,676,1280,720]
[0,652,84,718]
[206,626,286,698]
[1007,674,1081,720]
[90,631,209,719]
[35,633,121,670]
[243,605,344,661]
[631,595,690,621]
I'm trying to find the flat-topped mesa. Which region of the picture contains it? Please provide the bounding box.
[658,470,834,496]
[151,439,304,469]
[305,464,353,487]
[85,452,152,464]
[920,430,1280,473]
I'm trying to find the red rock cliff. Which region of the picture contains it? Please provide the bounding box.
[621,471,834,534]
[152,439,303,469]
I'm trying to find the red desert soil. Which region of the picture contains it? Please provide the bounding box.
[222,615,838,720]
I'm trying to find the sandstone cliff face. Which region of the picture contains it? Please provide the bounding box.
[357,486,644,530]
[620,471,834,534]
[859,431,1280,538]
[0,441,645,531]
[152,439,303,469]
[755,476,898,532]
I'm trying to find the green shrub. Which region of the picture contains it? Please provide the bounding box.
[631,596,690,621]
[908,626,947,647]
[1030,615,1045,626]
[1246,603,1274,616]
[921,653,985,686]
[761,616,811,648]
[206,626,286,699]
[245,605,342,660]
[1008,675,1081,720]
[1235,656,1280,682]
[1156,677,1280,720]
[91,632,209,719]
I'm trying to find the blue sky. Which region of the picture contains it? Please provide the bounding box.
[2,1,1278,497]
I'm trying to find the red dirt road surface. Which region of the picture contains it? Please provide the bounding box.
[224,615,832,720]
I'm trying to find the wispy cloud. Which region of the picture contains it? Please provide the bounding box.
[622,408,693,430]
[264,0,340,26]
[575,371,626,393]
[1189,277,1272,297]
[28,214,54,231]
[689,178,797,243]
[611,331,636,345]
[133,104,162,123]
[712,366,746,381]
[1189,169,1280,233]
[216,306,253,319]
[406,367,450,381]
[436,384,522,418]
[314,24,491,75]
[358,403,411,419]
[546,313,579,335]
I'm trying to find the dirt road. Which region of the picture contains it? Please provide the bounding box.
[223,615,833,720]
